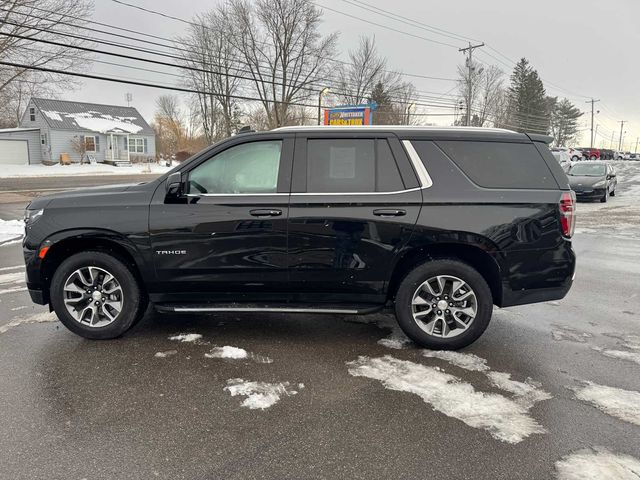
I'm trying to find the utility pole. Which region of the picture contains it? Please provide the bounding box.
[459,42,484,126]
[635,137,639,154]
[585,98,600,148]
[610,131,614,149]
[618,120,626,151]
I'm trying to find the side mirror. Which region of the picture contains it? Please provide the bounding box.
[165,172,183,197]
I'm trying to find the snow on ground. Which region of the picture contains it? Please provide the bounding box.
[603,333,640,351]
[422,350,490,372]
[555,448,640,480]
[168,333,203,343]
[0,162,173,179]
[224,379,299,410]
[154,350,178,358]
[205,346,249,359]
[487,372,552,409]
[347,355,546,444]
[0,311,58,334]
[0,219,24,245]
[592,346,640,366]
[571,381,640,427]
[369,316,412,349]
[551,325,593,343]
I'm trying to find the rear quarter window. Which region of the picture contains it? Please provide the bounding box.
[436,141,558,189]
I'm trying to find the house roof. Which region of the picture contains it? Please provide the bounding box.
[31,98,154,135]
[0,127,40,133]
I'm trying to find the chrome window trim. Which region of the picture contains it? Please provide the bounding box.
[402,140,433,189]
[290,187,420,196]
[185,192,288,197]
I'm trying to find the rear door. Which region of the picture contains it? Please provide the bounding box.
[149,133,293,302]
[286,132,422,304]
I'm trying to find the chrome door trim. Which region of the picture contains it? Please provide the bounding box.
[402,140,433,188]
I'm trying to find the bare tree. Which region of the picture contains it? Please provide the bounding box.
[456,59,483,126]
[0,0,93,126]
[474,65,504,127]
[228,0,338,128]
[337,35,386,105]
[70,135,87,164]
[178,6,242,142]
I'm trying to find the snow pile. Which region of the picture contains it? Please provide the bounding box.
[592,346,640,366]
[555,448,640,480]
[0,311,58,334]
[422,350,490,372]
[347,355,546,444]
[154,350,178,358]
[205,346,249,359]
[571,381,640,426]
[224,379,299,410]
[0,219,24,245]
[168,333,203,343]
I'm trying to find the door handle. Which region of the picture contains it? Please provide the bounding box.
[373,209,406,217]
[249,209,282,217]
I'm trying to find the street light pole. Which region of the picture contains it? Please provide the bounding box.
[318,87,330,126]
[406,102,416,125]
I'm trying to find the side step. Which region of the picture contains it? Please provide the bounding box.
[154,303,383,315]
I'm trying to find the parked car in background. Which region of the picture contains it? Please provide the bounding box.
[600,148,614,160]
[614,151,625,160]
[579,147,600,160]
[22,126,576,350]
[629,153,639,161]
[551,149,572,170]
[552,147,582,161]
[567,161,617,202]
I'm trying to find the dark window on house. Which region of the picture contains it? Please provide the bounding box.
[29,107,36,122]
[435,141,557,189]
[306,139,404,193]
[41,134,47,145]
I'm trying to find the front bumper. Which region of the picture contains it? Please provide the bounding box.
[573,187,605,201]
[23,244,48,305]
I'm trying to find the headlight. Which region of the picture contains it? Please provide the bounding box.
[24,208,44,225]
[592,180,605,188]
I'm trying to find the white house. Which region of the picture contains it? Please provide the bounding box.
[0,98,156,165]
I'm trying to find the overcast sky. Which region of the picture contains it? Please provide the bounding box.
[69,0,640,148]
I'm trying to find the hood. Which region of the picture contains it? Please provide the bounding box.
[567,175,605,187]
[27,183,146,210]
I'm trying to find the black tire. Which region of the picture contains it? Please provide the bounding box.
[610,188,616,197]
[394,259,493,350]
[600,189,608,203]
[50,251,145,339]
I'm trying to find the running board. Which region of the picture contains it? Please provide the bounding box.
[154,303,382,315]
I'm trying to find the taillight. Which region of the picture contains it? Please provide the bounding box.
[559,191,576,238]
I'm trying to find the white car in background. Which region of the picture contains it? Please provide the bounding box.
[551,149,573,171]
[552,147,582,161]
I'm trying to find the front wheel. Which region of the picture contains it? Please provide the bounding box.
[50,251,146,339]
[394,259,493,350]
[590,155,597,160]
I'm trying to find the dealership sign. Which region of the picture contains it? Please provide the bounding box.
[323,103,377,126]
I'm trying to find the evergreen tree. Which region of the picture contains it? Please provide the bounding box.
[369,81,393,125]
[550,98,583,146]
[507,58,550,134]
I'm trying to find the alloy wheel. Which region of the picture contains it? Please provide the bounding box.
[411,275,478,338]
[63,266,124,327]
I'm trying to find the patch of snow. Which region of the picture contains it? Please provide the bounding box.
[371,316,412,350]
[551,325,592,343]
[168,333,203,343]
[0,271,25,286]
[571,381,640,426]
[42,110,63,122]
[555,448,640,480]
[422,350,490,372]
[10,306,29,311]
[0,219,24,244]
[0,163,172,179]
[0,265,23,272]
[487,372,552,408]
[205,346,249,359]
[154,350,178,358]
[0,286,27,295]
[603,333,640,351]
[347,355,546,444]
[224,379,299,410]
[592,346,640,366]
[65,112,143,134]
[0,311,57,334]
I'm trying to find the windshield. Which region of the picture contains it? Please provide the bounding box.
[568,163,606,176]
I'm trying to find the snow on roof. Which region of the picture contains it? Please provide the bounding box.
[32,98,154,135]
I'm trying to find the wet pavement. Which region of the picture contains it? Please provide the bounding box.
[0,165,639,479]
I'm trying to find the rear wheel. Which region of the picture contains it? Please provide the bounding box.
[50,251,145,339]
[590,155,597,160]
[394,259,493,350]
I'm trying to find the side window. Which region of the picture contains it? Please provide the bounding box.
[188,140,282,194]
[436,141,557,189]
[306,138,404,193]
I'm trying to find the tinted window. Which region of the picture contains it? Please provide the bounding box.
[568,163,606,176]
[436,141,557,189]
[188,141,282,194]
[306,139,404,193]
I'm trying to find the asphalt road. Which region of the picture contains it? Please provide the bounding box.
[0,167,639,479]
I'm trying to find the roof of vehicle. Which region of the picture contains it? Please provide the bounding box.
[271,125,538,142]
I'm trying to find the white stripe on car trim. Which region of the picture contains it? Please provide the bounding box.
[290,187,421,196]
[172,306,360,314]
[402,140,433,188]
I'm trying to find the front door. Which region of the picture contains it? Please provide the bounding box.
[287,134,422,304]
[148,134,294,303]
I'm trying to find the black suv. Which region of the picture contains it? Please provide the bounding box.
[23,127,576,349]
